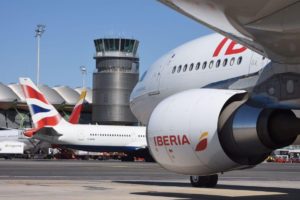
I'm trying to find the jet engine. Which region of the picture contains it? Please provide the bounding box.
[147,89,299,176]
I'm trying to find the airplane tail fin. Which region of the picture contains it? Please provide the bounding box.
[19,77,66,133]
[69,89,87,124]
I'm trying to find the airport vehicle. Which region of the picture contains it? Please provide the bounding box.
[272,149,290,163]
[20,78,148,160]
[0,129,33,156]
[130,0,300,187]
[289,149,300,163]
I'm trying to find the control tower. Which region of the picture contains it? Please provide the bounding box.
[93,38,139,125]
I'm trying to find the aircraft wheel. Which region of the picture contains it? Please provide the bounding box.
[190,174,218,188]
[205,174,218,187]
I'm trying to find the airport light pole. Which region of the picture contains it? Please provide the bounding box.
[35,24,46,85]
[80,65,87,88]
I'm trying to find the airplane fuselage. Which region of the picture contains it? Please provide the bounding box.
[130,34,269,124]
[35,123,147,152]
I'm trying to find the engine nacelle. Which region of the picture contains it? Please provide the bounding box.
[147,89,299,175]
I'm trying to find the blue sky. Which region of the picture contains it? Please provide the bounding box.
[0,0,211,88]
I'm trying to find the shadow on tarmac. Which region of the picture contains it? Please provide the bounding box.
[114,181,300,200]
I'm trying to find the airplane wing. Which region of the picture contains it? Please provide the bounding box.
[159,0,300,64]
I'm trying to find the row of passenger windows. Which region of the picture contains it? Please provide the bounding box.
[138,135,145,137]
[172,56,243,74]
[89,133,145,138]
[90,133,131,137]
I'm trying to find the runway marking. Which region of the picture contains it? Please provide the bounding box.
[111,165,130,168]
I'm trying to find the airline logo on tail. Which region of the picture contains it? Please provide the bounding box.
[69,89,86,124]
[19,78,61,131]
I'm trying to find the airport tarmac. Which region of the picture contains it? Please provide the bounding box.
[0,160,299,200]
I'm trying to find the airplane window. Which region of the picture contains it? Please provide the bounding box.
[172,66,176,73]
[202,61,207,69]
[230,57,235,66]
[209,60,214,69]
[216,59,221,68]
[237,56,242,65]
[223,59,228,67]
[196,62,200,70]
[183,64,188,72]
[189,63,194,71]
[177,65,182,73]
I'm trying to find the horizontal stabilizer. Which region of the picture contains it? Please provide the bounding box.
[33,127,62,140]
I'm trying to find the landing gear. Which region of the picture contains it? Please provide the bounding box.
[190,174,218,188]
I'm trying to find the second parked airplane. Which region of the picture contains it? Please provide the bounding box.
[20,77,147,160]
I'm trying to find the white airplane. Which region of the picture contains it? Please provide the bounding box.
[130,0,300,187]
[20,77,148,161]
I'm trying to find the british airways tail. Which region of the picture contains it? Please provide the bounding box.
[19,77,67,131]
[69,89,86,124]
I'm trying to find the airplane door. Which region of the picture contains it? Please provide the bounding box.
[130,131,136,143]
[78,132,85,142]
[249,52,266,74]
[148,53,175,95]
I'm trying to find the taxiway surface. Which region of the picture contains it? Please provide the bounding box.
[0,160,299,200]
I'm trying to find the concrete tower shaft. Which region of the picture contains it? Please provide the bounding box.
[92,38,139,125]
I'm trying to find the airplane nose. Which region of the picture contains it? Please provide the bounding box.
[130,84,139,104]
[130,82,148,122]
